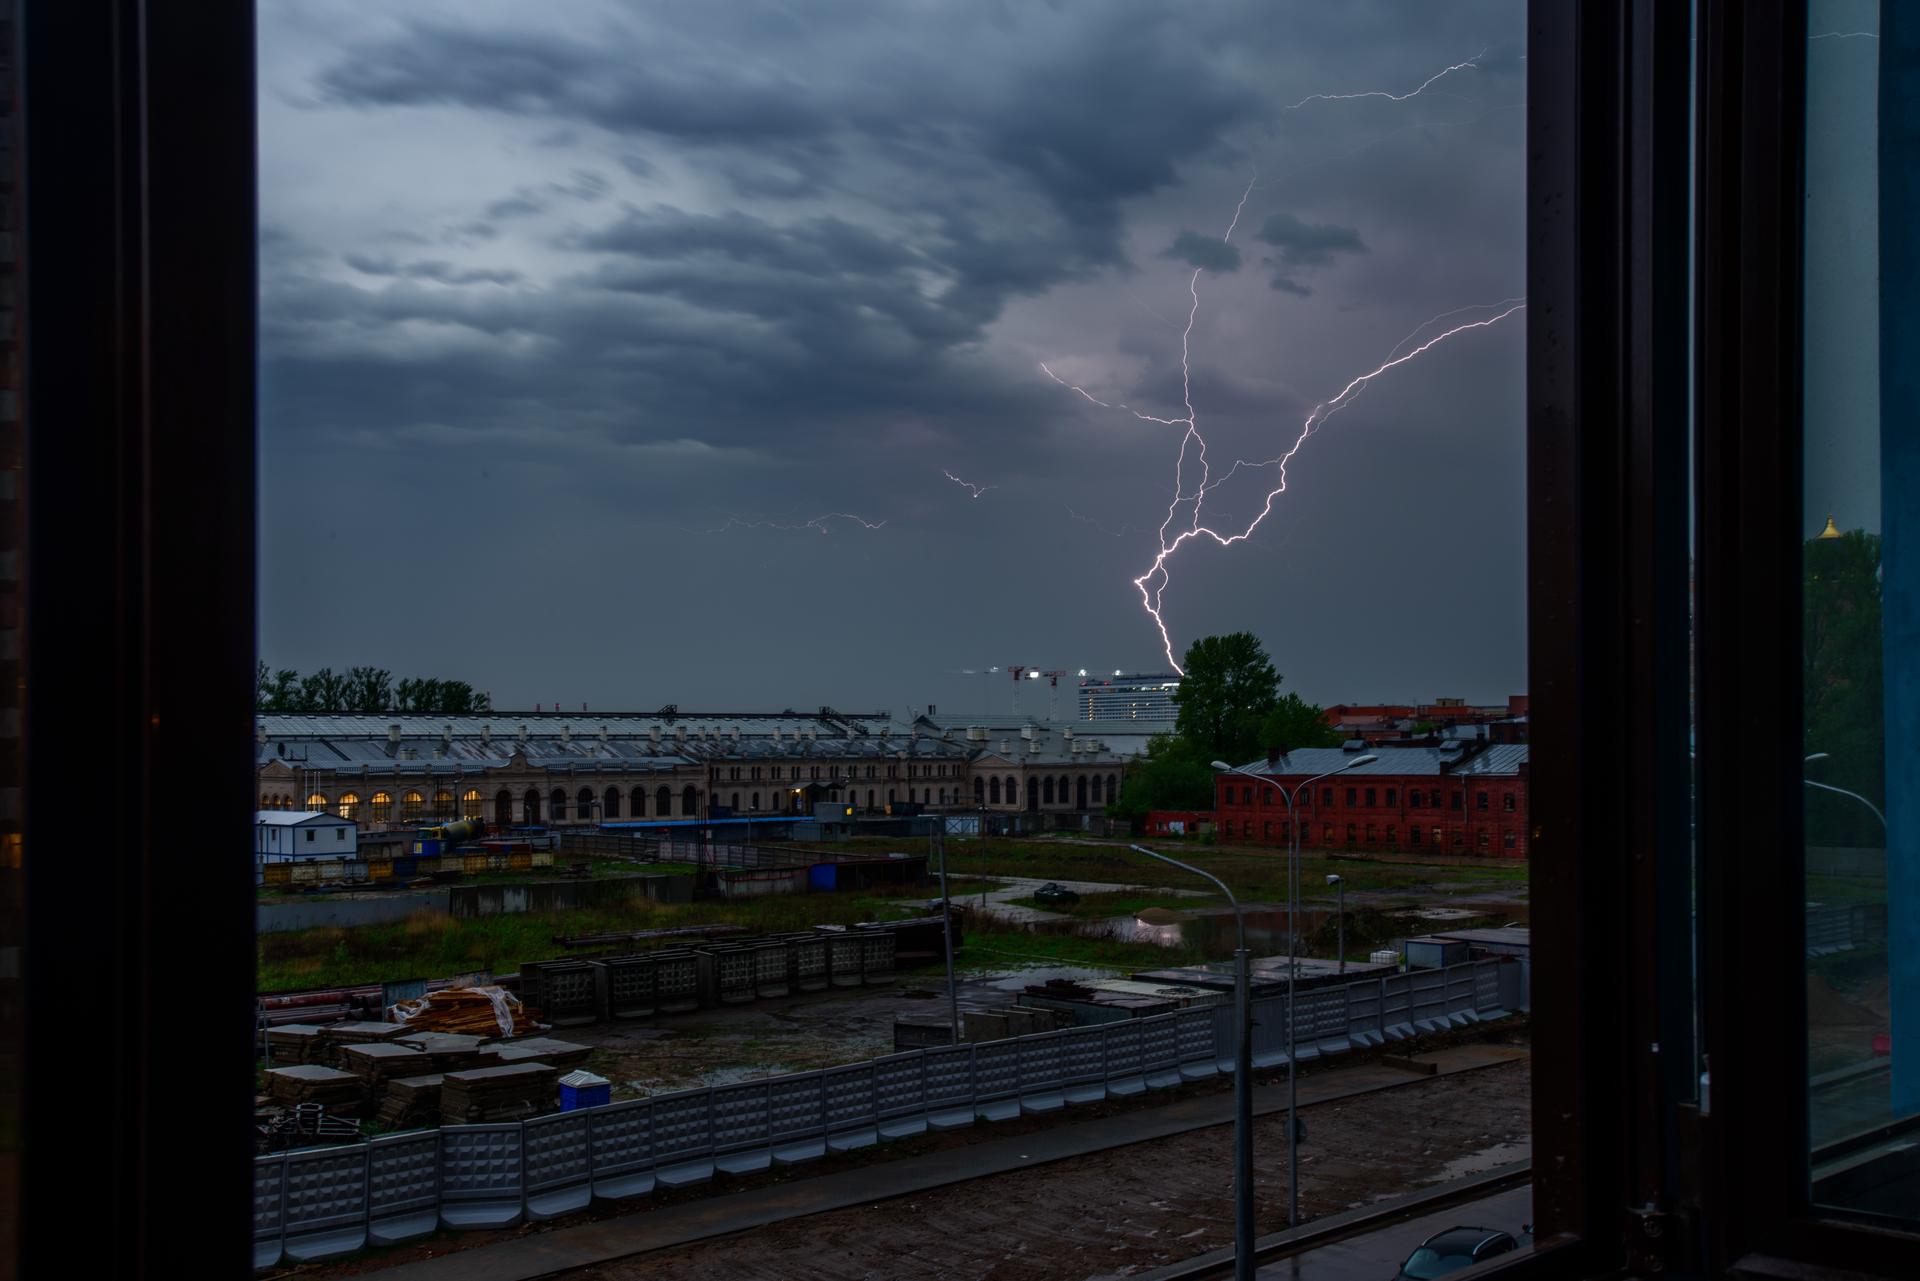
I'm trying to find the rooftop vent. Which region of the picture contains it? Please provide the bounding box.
[771,726,782,742]
[1020,725,1035,740]
[1438,740,1464,754]
[966,726,988,742]
[389,723,403,744]
[1342,739,1368,752]
[443,723,454,750]
[599,723,610,742]
[256,722,267,745]
[561,724,572,743]
[480,723,492,745]
[649,726,662,744]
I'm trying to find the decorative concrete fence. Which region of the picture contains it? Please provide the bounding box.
[253,958,1520,1271]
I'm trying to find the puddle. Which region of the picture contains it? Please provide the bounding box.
[1425,1139,1532,1182]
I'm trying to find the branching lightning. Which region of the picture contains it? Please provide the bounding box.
[1810,30,1879,40]
[942,470,996,498]
[1284,48,1488,111]
[1046,53,1525,674]
[685,512,886,536]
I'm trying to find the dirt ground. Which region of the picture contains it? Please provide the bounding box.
[570,1059,1532,1281]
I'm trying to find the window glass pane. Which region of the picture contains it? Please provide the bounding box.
[1802,0,1915,1223]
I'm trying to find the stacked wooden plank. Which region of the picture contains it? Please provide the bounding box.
[338,1042,432,1093]
[393,1031,487,1073]
[319,1021,415,1066]
[263,1023,329,1066]
[480,1037,593,1069]
[264,1065,368,1115]
[388,986,541,1038]
[439,1063,559,1123]
[374,1074,445,1130]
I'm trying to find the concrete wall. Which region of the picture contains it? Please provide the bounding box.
[258,874,693,932]
[258,888,450,933]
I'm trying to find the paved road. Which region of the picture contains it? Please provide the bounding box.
[1257,1186,1533,1281]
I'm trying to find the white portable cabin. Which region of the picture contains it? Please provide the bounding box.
[254,810,358,862]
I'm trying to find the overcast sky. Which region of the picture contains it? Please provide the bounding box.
[259,0,1527,716]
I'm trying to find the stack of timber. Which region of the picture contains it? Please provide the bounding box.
[263,1023,329,1065]
[319,1021,415,1066]
[389,986,542,1038]
[481,1037,593,1069]
[440,1063,559,1123]
[338,1042,432,1092]
[374,1074,445,1130]
[393,1031,487,1073]
[264,1065,368,1116]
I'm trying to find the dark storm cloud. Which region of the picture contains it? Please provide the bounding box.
[1255,211,1369,295]
[343,253,524,286]
[1160,230,1243,273]
[261,0,1530,709]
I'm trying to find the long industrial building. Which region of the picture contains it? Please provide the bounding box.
[255,709,1136,830]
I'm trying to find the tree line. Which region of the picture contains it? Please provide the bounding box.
[256,663,491,713]
[1107,631,1338,824]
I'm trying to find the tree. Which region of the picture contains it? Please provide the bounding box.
[299,667,348,711]
[1173,632,1282,762]
[1804,528,1884,846]
[1107,733,1214,822]
[1258,692,1341,754]
[344,666,393,713]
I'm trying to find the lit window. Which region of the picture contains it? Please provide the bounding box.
[338,792,359,820]
[1504,793,1516,812]
[369,792,392,823]
[433,790,454,818]
[461,789,483,819]
[306,792,327,811]
[401,791,424,822]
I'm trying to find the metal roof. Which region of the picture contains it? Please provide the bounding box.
[1229,743,1529,779]
[253,810,349,826]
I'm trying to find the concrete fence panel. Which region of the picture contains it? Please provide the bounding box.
[971,1036,1023,1121]
[1140,1012,1184,1090]
[861,931,896,983]
[438,1124,524,1231]
[711,1080,775,1175]
[823,1062,879,1151]
[1058,1024,1107,1104]
[1473,959,1509,1019]
[1346,979,1386,1048]
[1210,1000,1236,1073]
[1103,1018,1148,1096]
[1444,965,1478,1026]
[1303,987,1351,1058]
[1176,1006,1217,1081]
[522,1111,593,1222]
[827,933,864,988]
[366,1131,439,1246]
[789,935,829,991]
[922,1044,977,1129]
[1382,973,1415,1040]
[1248,995,1290,1068]
[753,942,790,999]
[588,1099,655,1201]
[651,1087,716,1188]
[769,1070,828,1164]
[875,1050,928,1140]
[1018,1030,1069,1114]
[282,1142,369,1262]
[1407,969,1449,1033]
[253,1154,286,1272]
[653,953,702,1014]
[598,955,656,1019]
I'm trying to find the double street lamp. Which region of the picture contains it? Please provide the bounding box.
[1127,842,1254,1281]
[1212,752,1377,1232]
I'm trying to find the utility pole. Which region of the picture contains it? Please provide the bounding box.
[934,823,960,1041]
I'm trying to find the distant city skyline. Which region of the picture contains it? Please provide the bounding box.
[259,1,1527,709]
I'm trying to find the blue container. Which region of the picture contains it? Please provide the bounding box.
[559,1070,611,1111]
[808,863,837,892]
[392,857,418,879]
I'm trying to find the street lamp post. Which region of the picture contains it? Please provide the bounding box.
[1214,753,1377,1231]
[1326,874,1345,973]
[1804,753,1889,830]
[1127,842,1253,1281]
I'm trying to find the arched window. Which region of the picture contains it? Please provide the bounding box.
[545,788,564,821]
[494,789,512,823]
[864,789,874,809]
[1076,776,1088,809]
[630,786,647,817]
[887,789,896,805]
[338,792,360,821]
[989,776,1001,804]
[1106,774,1118,802]
[731,792,740,811]
[463,789,484,819]
[1005,777,1018,805]
[523,788,542,824]
[402,791,424,822]
[307,792,328,812]
[603,787,621,819]
[1042,776,1055,805]
[656,785,672,817]
[682,784,699,816]
[577,786,595,820]
[974,776,985,804]
[1090,775,1103,804]
[434,790,455,819]
[258,792,269,809]
[751,792,761,811]
[369,792,393,823]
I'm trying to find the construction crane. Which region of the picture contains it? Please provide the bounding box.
[1007,666,1071,719]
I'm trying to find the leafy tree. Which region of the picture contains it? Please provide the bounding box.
[344,666,393,713]
[298,667,348,711]
[261,666,486,713]
[268,668,300,710]
[1804,528,1884,846]
[256,661,274,707]
[1107,733,1214,822]
[1258,692,1341,754]
[1173,632,1281,762]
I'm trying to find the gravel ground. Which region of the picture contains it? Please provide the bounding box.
[568,1058,1532,1281]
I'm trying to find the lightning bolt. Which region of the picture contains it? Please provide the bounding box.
[685,512,886,536]
[1044,48,1525,672]
[1285,48,1488,111]
[1810,30,1879,40]
[942,470,996,498]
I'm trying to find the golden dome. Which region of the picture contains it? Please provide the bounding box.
[1817,514,1842,539]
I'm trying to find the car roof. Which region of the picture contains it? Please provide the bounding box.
[1422,1227,1510,1250]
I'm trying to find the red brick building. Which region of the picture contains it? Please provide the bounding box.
[1212,742,1530,858]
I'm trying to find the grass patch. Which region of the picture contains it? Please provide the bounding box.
[957,925,1208,974]
[1001,890,1228,919]
[257,889,926,992]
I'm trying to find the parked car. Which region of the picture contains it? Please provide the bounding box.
[1032,882,1080,906]
[1393,1226,1521,1280]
